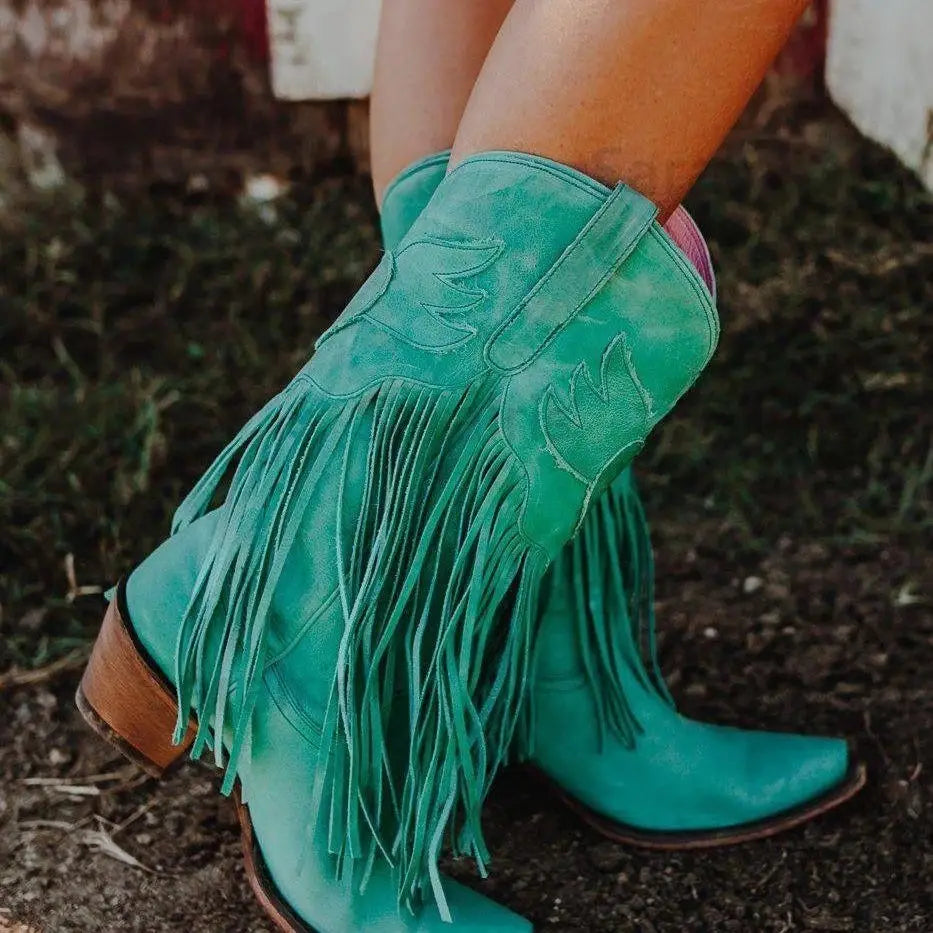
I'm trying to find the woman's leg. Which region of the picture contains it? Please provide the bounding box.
[450,0,810,220]
[370,0,514,204]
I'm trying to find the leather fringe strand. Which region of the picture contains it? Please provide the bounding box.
[169,373,545,919]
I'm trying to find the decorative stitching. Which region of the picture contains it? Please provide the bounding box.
[540,334,652,486]
[304,369,489,403]
[315,250,395,349]
[485,184,657,374]
[320,235,505,356]
[264,587,340,668]
[263,662,324,746]
[494,381,546,553]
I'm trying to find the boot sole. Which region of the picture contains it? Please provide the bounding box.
[75,584,316,933]
[529,758,867,850]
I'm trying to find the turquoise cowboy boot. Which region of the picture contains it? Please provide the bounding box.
[98,531,528,933]
[78,150,718,931]
[381,153,864,847]
[529,479,865,845]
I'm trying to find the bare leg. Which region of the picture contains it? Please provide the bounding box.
[370,0,514,204]
[450,0,810,220]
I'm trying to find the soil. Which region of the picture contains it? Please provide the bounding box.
[1,99,931,932]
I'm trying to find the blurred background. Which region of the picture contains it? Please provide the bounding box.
[1,2,931,931]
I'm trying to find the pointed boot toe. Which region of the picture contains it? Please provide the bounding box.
[531,680,865,849]
[733,728,856,822]
[239,688,534,933]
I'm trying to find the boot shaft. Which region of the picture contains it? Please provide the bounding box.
[129,150,718,914]
[311,151,718,555]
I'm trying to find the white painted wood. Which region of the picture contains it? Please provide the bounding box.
[827,0,933,191]
[268,0,382,100]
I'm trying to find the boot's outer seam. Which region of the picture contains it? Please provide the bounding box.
[263,662,324,748]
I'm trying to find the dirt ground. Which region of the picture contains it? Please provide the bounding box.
[1,99,931,932]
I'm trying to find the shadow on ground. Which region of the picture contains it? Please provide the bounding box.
[1,101,931,932]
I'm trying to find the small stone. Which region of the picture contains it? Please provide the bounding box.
[242,173,287,204]
[47,748,68,766]
[703,626,718,639]
[587,842,627,873]
[834,682,863,696]
[743,576,763,594]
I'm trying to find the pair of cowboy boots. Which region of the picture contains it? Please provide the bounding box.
[78,149,863,932]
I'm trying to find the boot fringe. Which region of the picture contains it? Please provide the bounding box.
[170,372,544,919]
[556,470,674,751]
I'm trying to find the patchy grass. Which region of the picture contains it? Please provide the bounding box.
[652,116,933,553]
[0,175,381,668]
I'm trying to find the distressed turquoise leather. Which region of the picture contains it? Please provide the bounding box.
[124,150,718,927]
[128,522,534,932]
[312,153,716,551]
[531,478,850,831]
[377,153,850,835]
[532,667,850,832]
[379,151,450,250]
[128,526,531,933]
[241,685,532,933]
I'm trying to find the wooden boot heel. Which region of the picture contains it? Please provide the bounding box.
[76,586,196,777]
